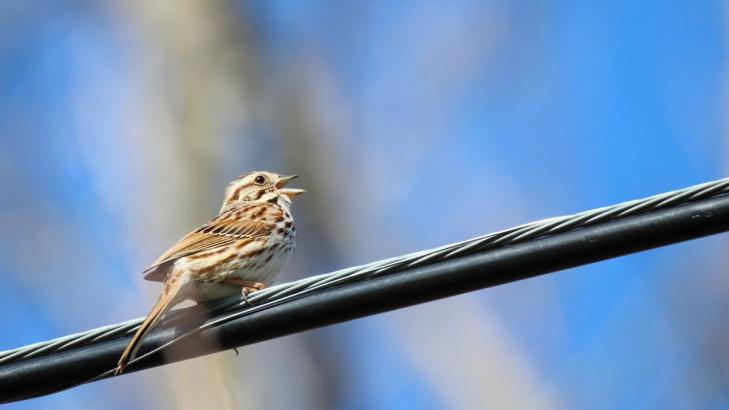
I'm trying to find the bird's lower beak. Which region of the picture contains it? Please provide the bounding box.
[276,175,305,200]
[279,188,305,200]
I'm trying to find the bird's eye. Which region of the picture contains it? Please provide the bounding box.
[254,175,266,184]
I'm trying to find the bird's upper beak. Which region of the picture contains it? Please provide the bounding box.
[276,175,305,200]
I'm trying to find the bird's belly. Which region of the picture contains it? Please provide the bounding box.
[182,238,294,301]
[227,247,291,283]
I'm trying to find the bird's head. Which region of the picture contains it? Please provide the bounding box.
[221,171,305,212]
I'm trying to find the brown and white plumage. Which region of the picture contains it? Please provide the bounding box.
[115,171,304,374]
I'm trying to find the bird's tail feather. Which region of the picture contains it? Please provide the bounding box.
[115,274,185,375]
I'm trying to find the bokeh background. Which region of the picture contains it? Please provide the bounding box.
[2,1,729,409]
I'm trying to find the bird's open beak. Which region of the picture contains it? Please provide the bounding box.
[276,175,305,200]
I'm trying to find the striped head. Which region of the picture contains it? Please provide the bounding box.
[221,171,305,212]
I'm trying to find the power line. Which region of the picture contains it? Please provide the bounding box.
[1,177,729,402]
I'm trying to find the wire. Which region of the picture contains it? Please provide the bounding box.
[1,177,729,402]
[3,176,728,364]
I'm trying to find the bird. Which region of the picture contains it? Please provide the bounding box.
[115,171,304,375]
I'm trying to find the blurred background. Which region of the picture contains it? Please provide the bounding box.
[1,1,728,409]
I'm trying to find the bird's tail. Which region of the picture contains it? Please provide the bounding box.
[115,274,186,375]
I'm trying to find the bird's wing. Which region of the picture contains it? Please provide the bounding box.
[143,203,281,282]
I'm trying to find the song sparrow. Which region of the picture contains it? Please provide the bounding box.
[115,171,304,374]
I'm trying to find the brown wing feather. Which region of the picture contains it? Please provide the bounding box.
[143,204,281,282]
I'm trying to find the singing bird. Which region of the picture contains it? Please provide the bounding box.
[115,171,304,374]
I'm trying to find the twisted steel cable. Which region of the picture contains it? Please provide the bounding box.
[2,176,728,367]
